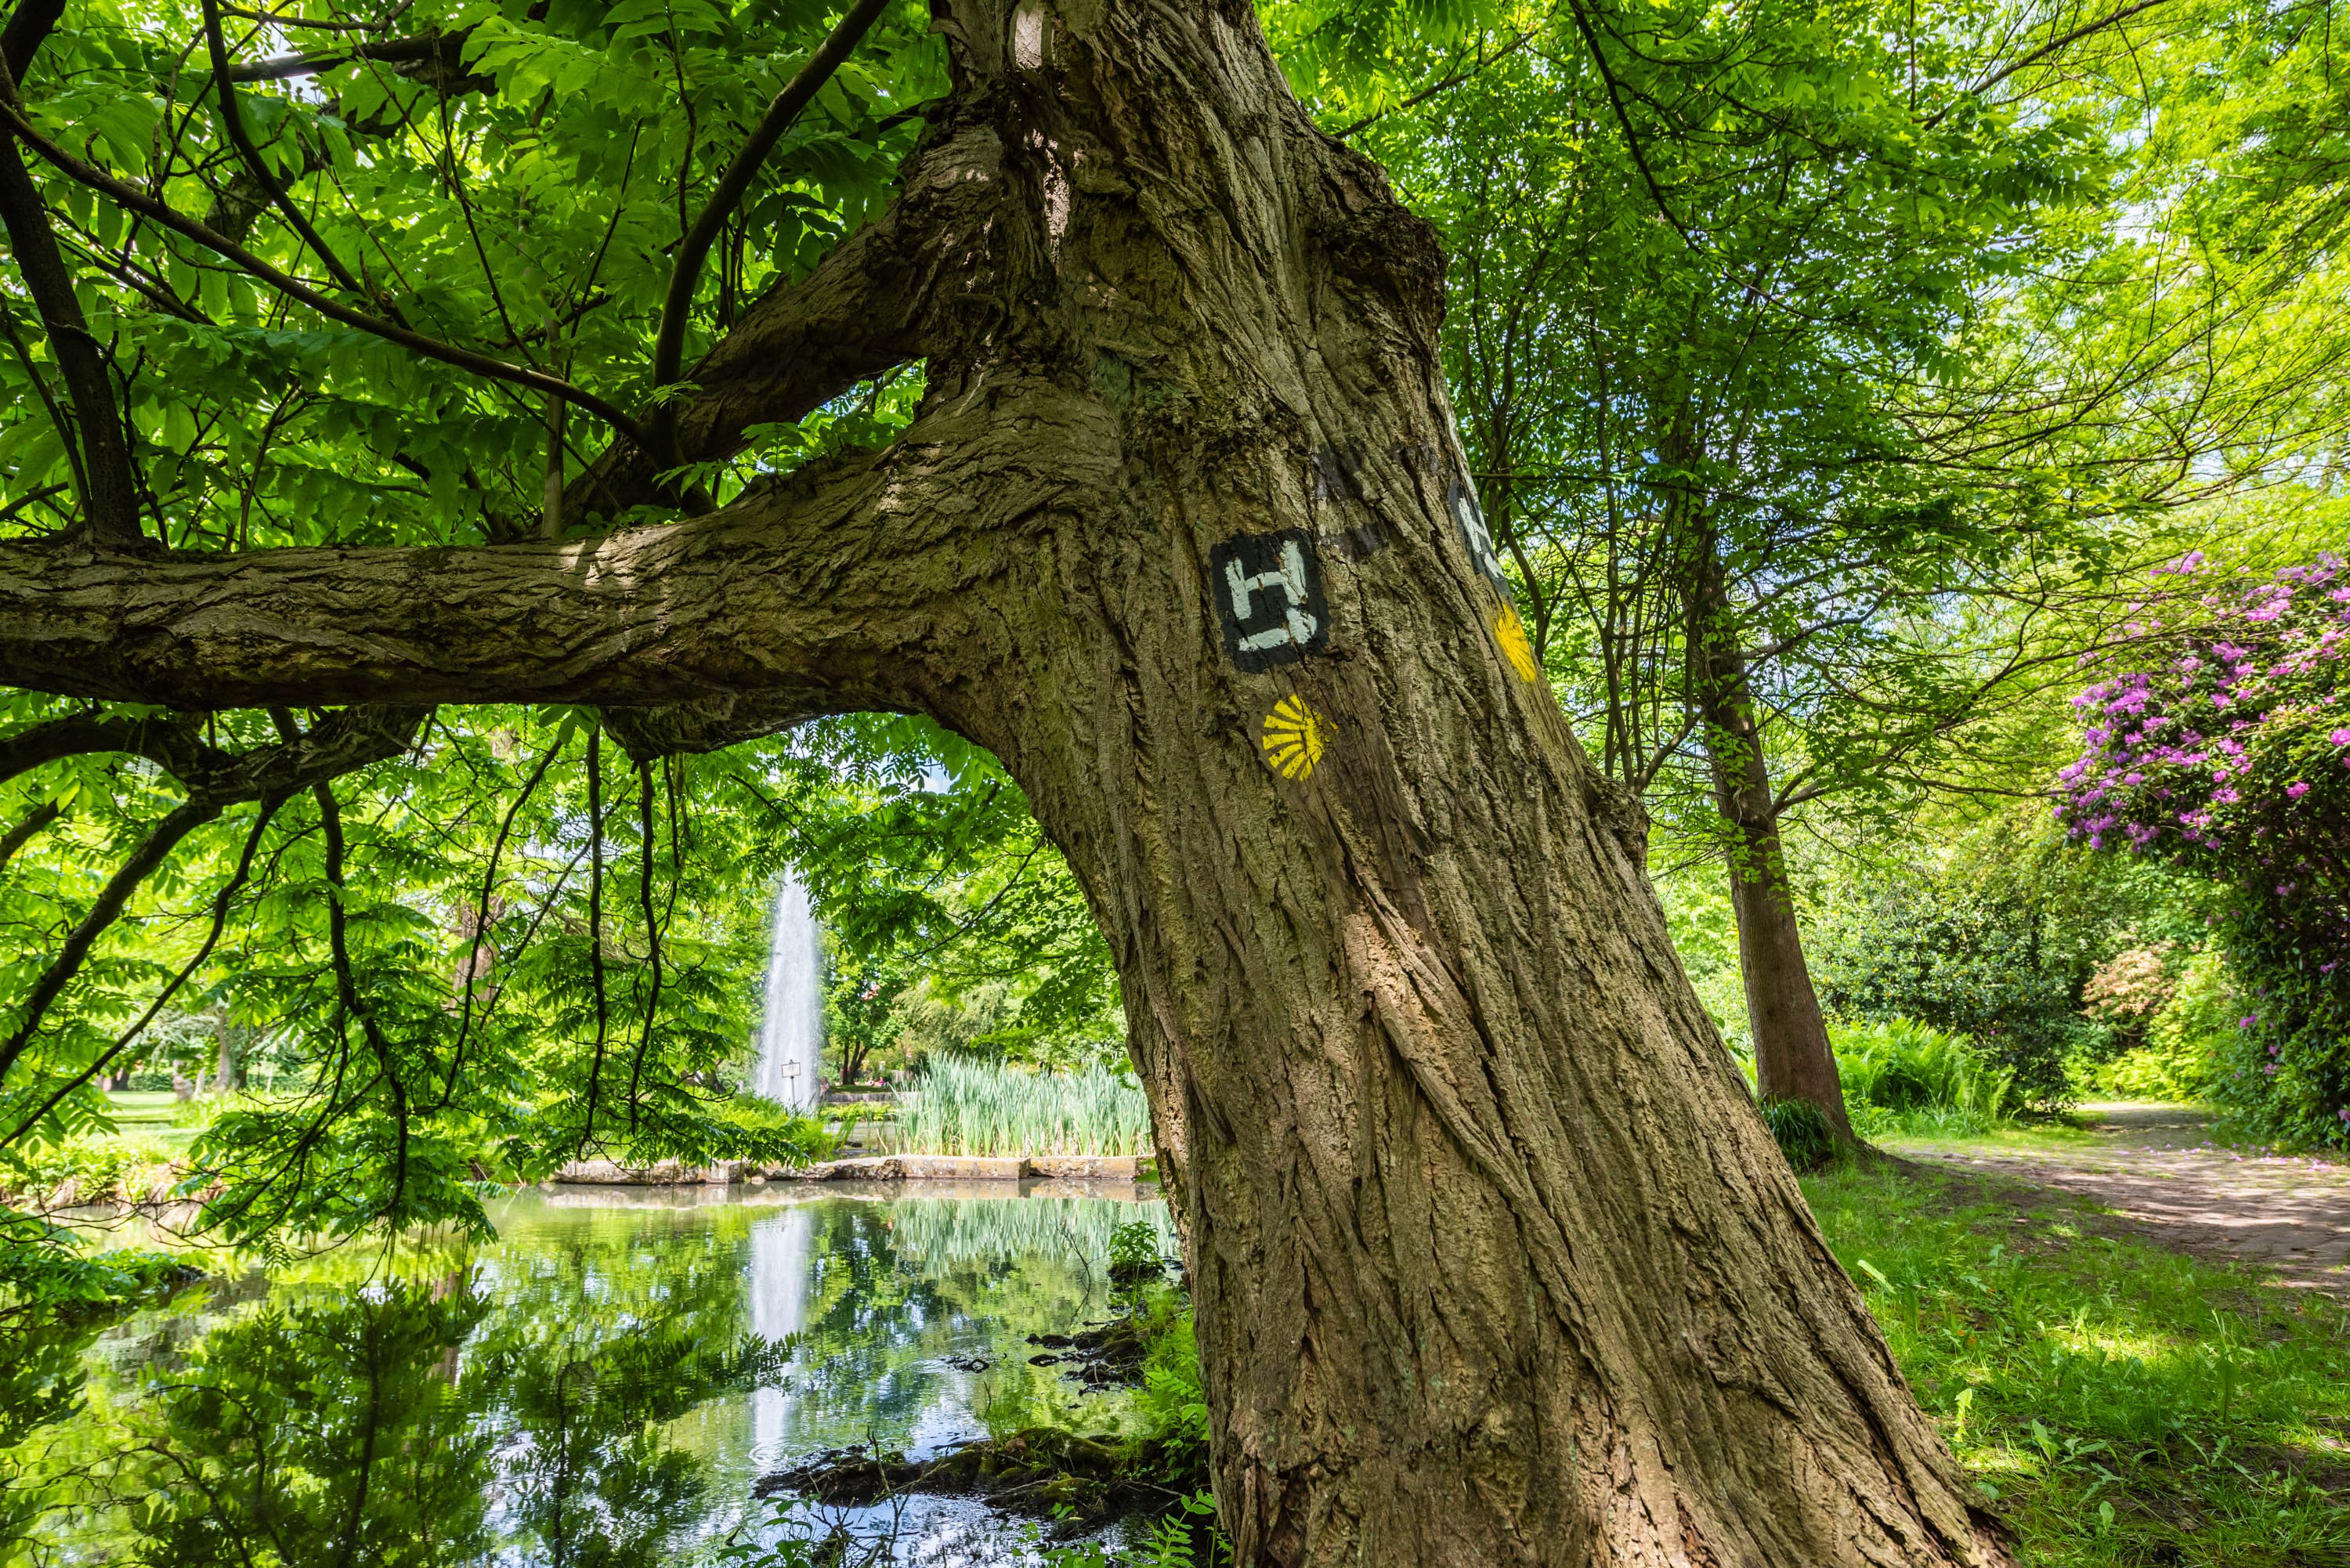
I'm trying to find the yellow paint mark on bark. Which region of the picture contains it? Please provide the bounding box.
[1260,695,1326,781]
[1496,603,1540,683]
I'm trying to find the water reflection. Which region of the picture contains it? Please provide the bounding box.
[31,1181,1170,1565]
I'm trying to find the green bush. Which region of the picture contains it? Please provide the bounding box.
[2084,947,2233,1103]
[706,1097,833,1165]
[1760,1098,1838,1171]
[1832,1018,2015,1138]
[1817,886,2102,1111]
[892,1056,1153,1157]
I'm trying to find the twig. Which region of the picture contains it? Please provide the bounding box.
[0,86,651,444]
[646,0,891,466]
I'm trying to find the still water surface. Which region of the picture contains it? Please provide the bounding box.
[46,1180,1174,1566]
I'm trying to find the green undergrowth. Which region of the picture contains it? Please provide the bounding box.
[1834,1018,2019,1140]
[1806,1162,2350,1566]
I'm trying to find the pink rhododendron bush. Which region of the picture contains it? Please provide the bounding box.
[2056,553,2349,1146]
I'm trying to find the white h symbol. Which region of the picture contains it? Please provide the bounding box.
[1226,540,1318,653]
[1454,488,1503,581]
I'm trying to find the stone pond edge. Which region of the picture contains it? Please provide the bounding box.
[546,1153,1156,1186]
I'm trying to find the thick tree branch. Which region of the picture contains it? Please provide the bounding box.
[226,28,490,92]
[201,0,368,297]
[0,56,143,544]
[0,798,58,875]
[0,383,1119,710]
[0,704,428,804]
[598,693,830,761]
[0,0,61,83]
[569,209,924,519]
[564,116,1018,521]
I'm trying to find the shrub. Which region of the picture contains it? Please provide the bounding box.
[0,1134,177,1205]
[707,1098,833,1165]
[1760,1098,1838,1171]
[892,1056,1153,1156]
[2087,946,2235,1102]
[2055,554,2350,1144]
[2081,944,2178,1050]
[1831,1018,2015,1138]
[1817,880,2101,1109]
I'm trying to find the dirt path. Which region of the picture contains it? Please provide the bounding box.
[1902,1103,2350,1295]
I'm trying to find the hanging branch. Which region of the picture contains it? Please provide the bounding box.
[435,729,566,1110]
[1,797,280,1147]
[624,755,664,1129]
[1560,0,1702,256]
[581,725,610,1147]
[0,798,221,1082]
[309,771,410,1219]
[645,0,892,468]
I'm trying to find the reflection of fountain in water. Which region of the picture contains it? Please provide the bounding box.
[747,1205,816,1469]
[753,872,824,1111]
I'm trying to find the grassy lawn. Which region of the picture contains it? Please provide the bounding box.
[1877,1120,2115,1159]
[1806,1161,2350,1566]
[100,1089,207,1150]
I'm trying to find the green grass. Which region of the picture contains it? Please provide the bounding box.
[1806,1161,2350,1566]
[890,1057,1153,1157]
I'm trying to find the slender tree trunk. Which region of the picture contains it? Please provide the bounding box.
[0,2,1998,1561]
[215,1015,241,1092]
[1686,537,1851,1136]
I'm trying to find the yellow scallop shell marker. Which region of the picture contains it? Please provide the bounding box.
[1260,695,1326,781]
[1495,602,1541,684]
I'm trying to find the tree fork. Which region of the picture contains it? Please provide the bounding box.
[0,2,2005,1562]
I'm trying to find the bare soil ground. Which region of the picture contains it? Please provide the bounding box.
[1898,1103,2350,1296]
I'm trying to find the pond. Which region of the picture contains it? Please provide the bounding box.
[26,1180,1180,1566]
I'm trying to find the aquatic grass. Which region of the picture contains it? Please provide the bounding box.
[891,1056,1154,1157]
[886,1194,1177,1280]
[1807,1161,2350,1565]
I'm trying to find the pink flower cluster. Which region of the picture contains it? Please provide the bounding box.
[2056,554,2348,897]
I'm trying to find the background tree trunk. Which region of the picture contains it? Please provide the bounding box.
[214,1014,241,1093]
[1686,537,1853,1137]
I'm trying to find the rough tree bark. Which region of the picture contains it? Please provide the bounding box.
[1686,537,1853,1139]
[0,2,2001,1563]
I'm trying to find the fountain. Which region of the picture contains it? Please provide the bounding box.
[753,871,826,1111]
[747,1203,816,1468]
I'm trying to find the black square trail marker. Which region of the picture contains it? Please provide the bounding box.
[1209,529,1329,672]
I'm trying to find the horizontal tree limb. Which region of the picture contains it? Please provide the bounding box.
[0,378,1121,713]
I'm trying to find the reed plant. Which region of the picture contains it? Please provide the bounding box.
[891,1056,1153,1157]
[886,1194,1175,1277]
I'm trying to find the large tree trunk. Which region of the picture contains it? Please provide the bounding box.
[1687,538,1853,1139]
[0,2,1997,1562]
